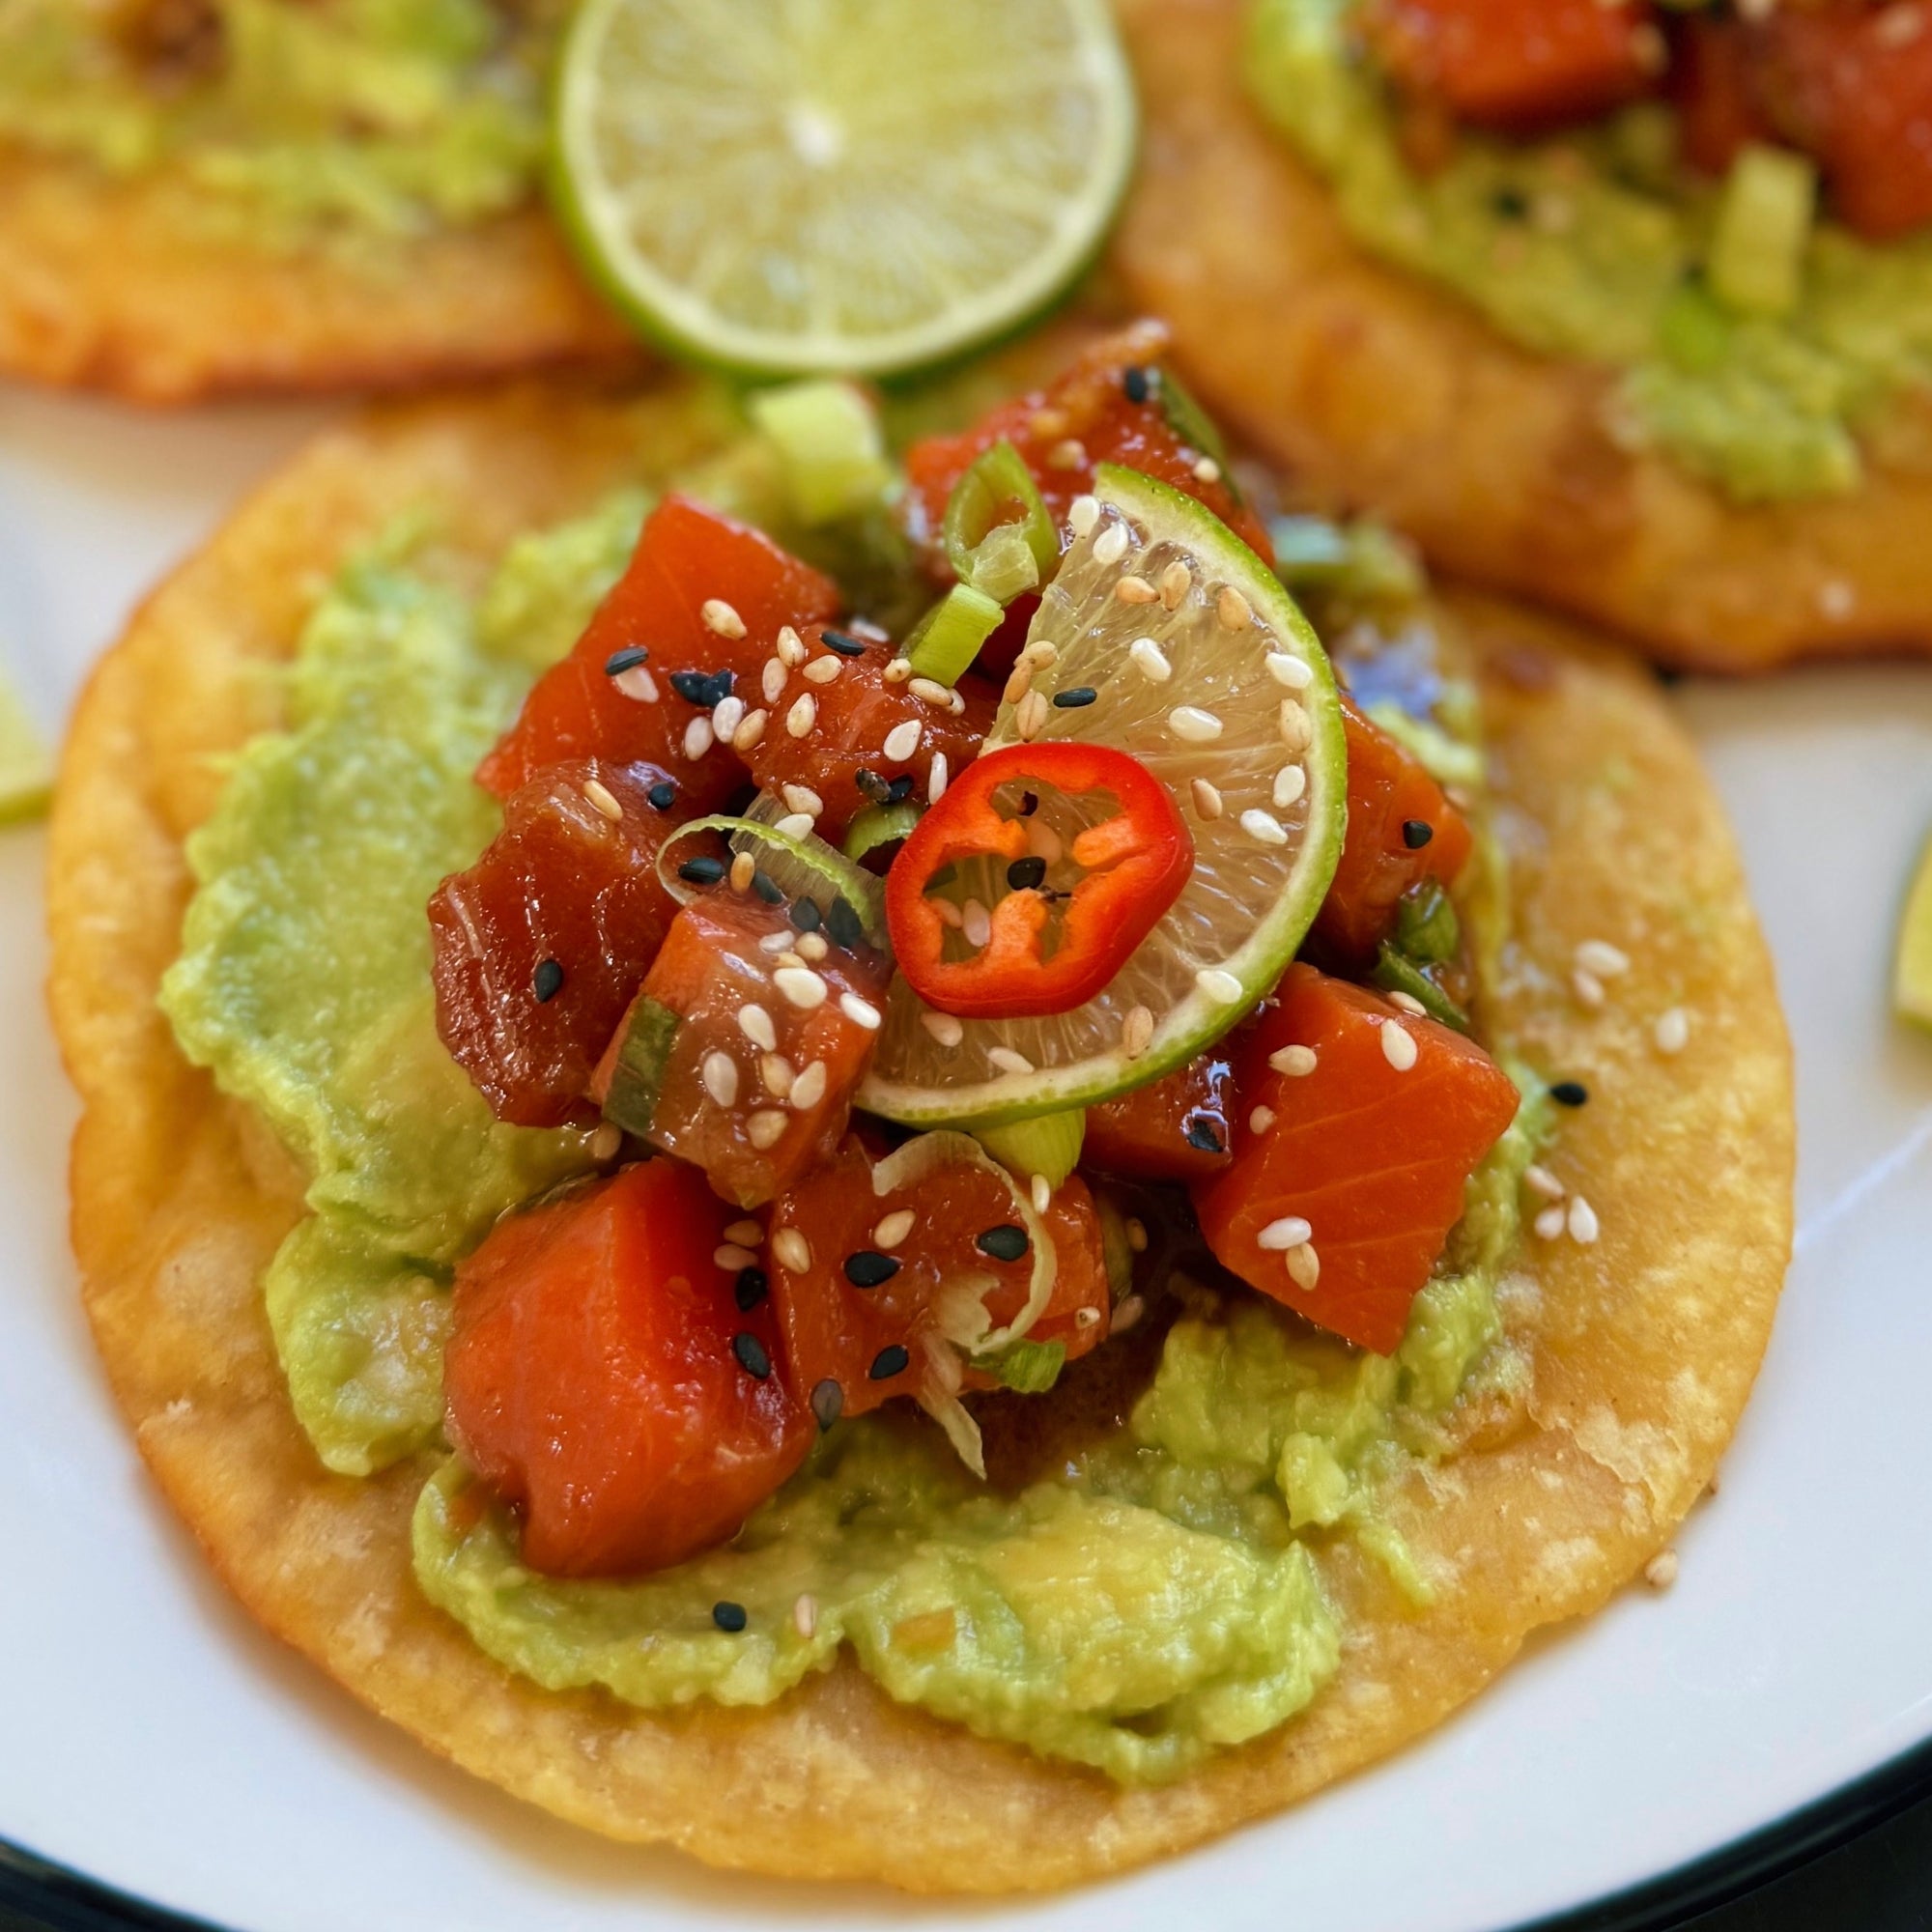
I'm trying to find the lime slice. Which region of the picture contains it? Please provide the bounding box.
[551,0,1137,377]
[0,672,52,825]
[860,466,1348,1126]
[1894,826,1932,1030]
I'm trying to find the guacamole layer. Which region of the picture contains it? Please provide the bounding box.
[1246,0,1932,503]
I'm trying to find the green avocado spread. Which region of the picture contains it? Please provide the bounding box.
[159,399,1544,1783]
[0,0,554,244]
[1247,0,1932,502]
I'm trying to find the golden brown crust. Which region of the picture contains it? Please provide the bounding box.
[1111,0,1932,672]
[47,382,1792,1890]
[0,156,637,402]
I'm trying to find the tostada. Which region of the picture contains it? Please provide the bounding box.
[47,326,1792,1889]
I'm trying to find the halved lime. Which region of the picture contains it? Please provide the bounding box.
[0,671,52,825]
[551,0,1137,377]
[1894,826,1932,1030]
[859,466,1348,1126]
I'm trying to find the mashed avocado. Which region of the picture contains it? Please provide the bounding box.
[1246,0,1932,502]
[0,0,554,245]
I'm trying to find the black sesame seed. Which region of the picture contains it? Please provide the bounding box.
[887,774,916,805]
[1019,790,1039,816]
[734,1266,768,1312]
[670,668,733,708]
[1052,687,1098,709]
[821,628,867,658]
[752,869,785,905]
[604,645,650,676]
[810,1378,844,1431]
[843,1250,901,1290]
[868,1344,911,1381]
[731,1331,772,1379]
[1549,1080,1590,1108]
[976,1224,1029,1263]
[711,1600,749,1633]
[855,767,892,805]
[1122,364,1151,405]
[1492,185,1530,221]
[1184,1118,1225,1154]
[1006,856,1048,892]
[646,780,678,812]
[678,856,727,885]
[789,896,823,932]
[826,896,864,950]
[531,957,564,1004]
[1402,819,1435,850]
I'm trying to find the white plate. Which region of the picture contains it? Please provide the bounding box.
[2,382,1930,1932]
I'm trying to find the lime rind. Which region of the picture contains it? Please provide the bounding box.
[859,467,1347,1126]
[1894,826,1932,1031]
[550,0,1137,379]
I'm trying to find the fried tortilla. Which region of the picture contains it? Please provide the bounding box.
[47,378,1792,1889]
[1110,0,1932,673]
[0,156,632,402]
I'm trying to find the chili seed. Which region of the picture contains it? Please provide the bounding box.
[810,1378,844,1431]
[1550,1080,1590,1107]
[734,1267,768,1311]
[789,897,823,932]
[844,1251,901,1290]
[1403,819,1435,849]
[821,628,867,657]
[732,1332,772,1379]
[711,1600,749,1633]
[827,896,865,949]
[869,1344,911,1381]
[646,780,677,811]
[1053,687,1098,709]
[1184,1118,1224,1154]
[678,856,726,885]
[976,1225,1029,1263]
[604,646,649,675]
[1007,856,1048,892]
[752,869,785,905]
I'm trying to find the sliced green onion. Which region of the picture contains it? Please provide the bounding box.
[970,1337,1066,1395]
[843,798,924,863]
[901,582,1004,686]
[1272,516,1424,605]
[1364,699,1486,789]
[973,1107,1086,1188]
[1709,143,1815,320]
[1154,367,1237,492]
[1094,1189,1137,1302]
[656,810,887,945]
[942,440,1056,600]
[1657,277,1734,375]
[748,379,894,526]
[599,996,679,1138]
[1394,879,1461,964]
[1373,944,1470,1034]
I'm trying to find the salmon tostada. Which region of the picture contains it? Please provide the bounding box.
[48,325,1792,1889]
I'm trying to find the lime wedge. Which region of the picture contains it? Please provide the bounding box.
[0,672,52,825]
[551,0,1137,377]
[860,466,1347,1126]
[1894,826,1932,1030]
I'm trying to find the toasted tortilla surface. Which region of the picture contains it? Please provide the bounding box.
[47,380,1792,1890]
[1111,0,1932,673]
[0,156,634,402]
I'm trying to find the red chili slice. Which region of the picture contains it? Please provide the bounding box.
[885,742,1193,1020]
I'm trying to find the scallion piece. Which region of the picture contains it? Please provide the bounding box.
[901,582,1004,687]
[1394,879,1461,965]
[843,799,925,864]
[749,378,895,526]
[942,439,1057,601]
[1373,944,1469,1034]
[973,1107,1087,1189]
[970,1336,1066,1395]
[599,996,680,1138]
[1708,143,1816,320]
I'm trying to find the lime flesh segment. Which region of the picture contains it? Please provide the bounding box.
[0,673,52,824]
[859,467,1347,1126]
[1894,827,1932,1030]
[552,0,1137,377]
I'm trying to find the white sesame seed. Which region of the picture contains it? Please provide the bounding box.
[730,850,756,893]
[702,598,747,639]
[1159,561,1192,611]
[1216,586,1252,631]
[1576,939,1631,980]
[1129,637,1173,682]
[1196,967,1244,1004]
[1122,1006,1155,1058]
[1075,1304,1101,1329]
[1025,640,1059,667]
[795,932,828,961]
[883,719,923,763]
[839,991,883,1031]
[732,708,768,752]
[774,1227,812,1273]
[1568,1195,1600,1244]
[613,665,659,702]
[1115,575,1159,606]
[874,1209,917,1250]
[1093,522,1129,566]
[724,1216,762,1248]
[760,1053,795,1097]
[1535,1205,1568,1240]
[1068,495,1100,538]
[1654,1007,1690,1055]
[712,695,746,742]
[1818,578,1856,621]
[928,752,949,802]
[737,1003,778,1052]
[1286,1244,1321,1291]
[582,777,623,822]
[1265,652,1313,691]
[1003,661,1034,706]
[962,898,992,949]
[774,951,806,971]
[1193,455,1221,484]
[1191,777,1224,819]
[715,1243,759,1272]
[748,1110,788,1151]
[988,1045,1035,1077]
[759,928,794,954]
[1524,1164,1565,1201]
[588,1122,622,1161]
[775,966,828,1010]
[1249,1105,1275,1134]
[1125,1215,1149,1253]
[934,898,965,929]
[761,658,788,703]
[793,1592,819,1638]
[1025,818,1065,865]
[1170,705,1223,743]
[922,1010,965,1048]
[775,811,815,840]
[1240,808,1289,846]
[777,625,807,668]
[1258,1215,1313,1251]
[780,782,822,816]
[1644,1549,1679,1590]
[1388,990,1428,1017]
[785,694,817,739]
[1573,969,1606,1009]
[849,618,890,642]
[684,716,715,760]
[1046,438,1087,471]
[1279,699,1312,750]
[1380,1021,1418,1071]
[1273,765,1306,810]
[789,1060,829,1110]
[701,1050,740,1107]
[804,656,840,686]
[882,658,912,685]
[1031,1173,1052,1214]
[907,677,951,709]
[1016,691,1050,741]
[1269,1044,1318,1076]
